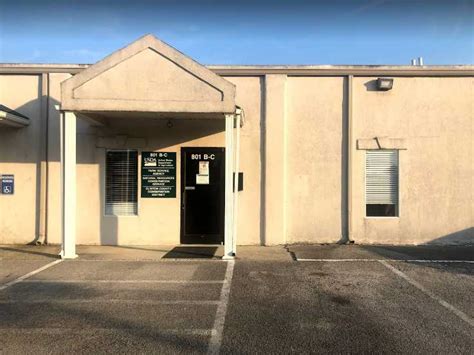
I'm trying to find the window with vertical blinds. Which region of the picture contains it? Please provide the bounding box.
[105,150,138,216]
[366,150,399,217]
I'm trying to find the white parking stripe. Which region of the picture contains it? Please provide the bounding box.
[298,258,474,263]
[67,259,228,262]
[0,328,215,336]
[298,258,379,262]
[22,279,225,284]
[208,260,235,355]
[0,259,62,291]
[0,299,220,305]
[379,260,474,327]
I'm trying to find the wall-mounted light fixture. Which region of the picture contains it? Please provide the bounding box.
[377,78,394,91]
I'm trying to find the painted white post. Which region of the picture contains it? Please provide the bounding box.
[223,114,235,259]
[232,112,241,256]
[60,111,77,259]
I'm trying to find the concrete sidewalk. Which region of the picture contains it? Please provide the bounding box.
[1,243,474,261]
[288,244,474,261]
[0,244,474,261]
[0,244,292,261]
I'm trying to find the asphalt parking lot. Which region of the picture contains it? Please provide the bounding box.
[0,244,473,354]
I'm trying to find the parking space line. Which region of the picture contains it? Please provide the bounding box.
[297,258,474,263]
[0,259,62,291]
[298,258,379,262]
[66,259,228,262]
[379,260,473,327]
[0,299,220,305]
[0,328,216,336]
[22,280,225,284]
[207,259,235,355]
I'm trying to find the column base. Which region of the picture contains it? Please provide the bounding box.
[60,251,78,259]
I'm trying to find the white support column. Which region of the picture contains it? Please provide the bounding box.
[223,114,235,259]
[60,111,77,259]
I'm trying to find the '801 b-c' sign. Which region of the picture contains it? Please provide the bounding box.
[141,152,176,198]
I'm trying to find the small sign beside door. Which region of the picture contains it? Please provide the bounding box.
[141,152,176,198]
[0,174,14,195]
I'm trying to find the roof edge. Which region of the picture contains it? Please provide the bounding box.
[0,63,473,76]
[208,65,474,76]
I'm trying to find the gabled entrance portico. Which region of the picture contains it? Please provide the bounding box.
[59,34,240,259]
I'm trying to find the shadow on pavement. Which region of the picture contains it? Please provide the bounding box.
[162,246,219,259]
[0,281,210,353]
[0,246,60,259]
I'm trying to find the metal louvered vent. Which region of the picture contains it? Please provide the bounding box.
[105,150,138,216]
[366,150,398,216]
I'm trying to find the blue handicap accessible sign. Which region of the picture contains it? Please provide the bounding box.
[1,174,14,195]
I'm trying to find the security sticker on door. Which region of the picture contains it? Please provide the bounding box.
[196,174,209,185]
[199,161,209,175]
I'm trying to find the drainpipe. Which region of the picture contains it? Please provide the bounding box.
[38,73,49,245]
[347,75,354,243]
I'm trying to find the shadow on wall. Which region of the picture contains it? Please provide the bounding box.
[0,95,226,247]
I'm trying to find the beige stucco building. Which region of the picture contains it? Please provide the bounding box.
[0,35,472,257]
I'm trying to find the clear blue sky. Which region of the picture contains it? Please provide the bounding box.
[0,0,472,65]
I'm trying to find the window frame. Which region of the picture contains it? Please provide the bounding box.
[364,149,400,219]
[104,149,139,217]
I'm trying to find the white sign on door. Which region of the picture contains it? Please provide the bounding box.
[196,174,210,185]
[199,161,209,176]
